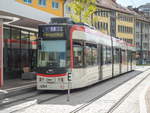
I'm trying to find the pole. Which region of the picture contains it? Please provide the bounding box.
[67,70,71,102]
[0,19,3,87]
[140,23,143,64]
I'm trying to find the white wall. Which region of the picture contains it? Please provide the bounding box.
[0,0,58,23]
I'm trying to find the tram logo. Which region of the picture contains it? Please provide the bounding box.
[46,69,54,73]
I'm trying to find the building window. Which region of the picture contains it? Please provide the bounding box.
[38,0,46,6]
[23,0,32,4]
[66,6,71,13]
[52,1,59,9]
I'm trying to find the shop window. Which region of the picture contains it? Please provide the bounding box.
[12,28,20,40]
[30,32,37,41]
[38,0,46,6]
[21,30,29,68]
[52,1,59,9]
[29,32,37,70]
[4,27,10,39]
[73,42,83,67]
[11,28,21,78]
[3,26,11,79]
[4,26,11,48]
[23,0,32,4]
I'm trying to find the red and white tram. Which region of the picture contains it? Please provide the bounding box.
[36,18,136,90]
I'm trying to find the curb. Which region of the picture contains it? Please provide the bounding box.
[0,90,8,102]
[0,99,37,113]
[5,84,36,98]
[139,83,150,113]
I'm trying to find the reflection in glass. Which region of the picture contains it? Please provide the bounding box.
[21,30,29,68]
[38,40,66,68]
[73,44,83,67]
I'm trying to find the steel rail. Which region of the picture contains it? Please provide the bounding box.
[70,68,150,113]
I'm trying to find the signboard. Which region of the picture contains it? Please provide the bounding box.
[40,26,65,38]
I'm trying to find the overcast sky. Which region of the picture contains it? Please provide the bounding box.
[117,0,150,7]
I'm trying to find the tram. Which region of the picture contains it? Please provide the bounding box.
[36,18,136,90]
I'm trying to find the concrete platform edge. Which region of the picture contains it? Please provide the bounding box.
[139,83,150,113]
[5,84,36,97]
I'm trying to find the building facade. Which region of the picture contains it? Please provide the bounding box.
[95,0,135,44]
[64,0,135,44]
[138,3,150,17]
[0,0,64,87]
[135,19,150,64]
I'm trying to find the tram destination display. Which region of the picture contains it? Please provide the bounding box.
[40,26,65,38]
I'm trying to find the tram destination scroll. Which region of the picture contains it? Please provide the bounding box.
[40,26,65,39]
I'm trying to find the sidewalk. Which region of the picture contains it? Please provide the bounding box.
[0,79,36,101]
[144,86,150,113]
[1,79,35,90]
[138,66,150,113]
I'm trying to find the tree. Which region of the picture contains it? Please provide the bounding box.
[68,0,97,25]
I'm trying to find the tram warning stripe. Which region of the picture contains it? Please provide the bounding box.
[36,73,67,77]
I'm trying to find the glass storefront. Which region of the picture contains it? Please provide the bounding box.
[3,25,37,80]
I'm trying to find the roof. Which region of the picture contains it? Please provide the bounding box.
[127,8,150,22]
[138,3,150,9]
[96,0,135,15]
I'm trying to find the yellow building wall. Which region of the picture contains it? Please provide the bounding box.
[97,16,110,34]
[116,33,133,39]
[16,0,64,17]
[116,12,134,40]
[96,8,110,35]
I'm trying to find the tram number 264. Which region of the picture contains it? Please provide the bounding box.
[40,85,47,88]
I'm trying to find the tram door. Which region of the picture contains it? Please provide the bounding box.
[98,44,102,80]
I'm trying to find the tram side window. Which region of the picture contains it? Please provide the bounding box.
[91,46,98,65]
[114,48,120,64]
[122,50,126,64]
[127,51,131,62]
[84,45,92,66]
[103,46,107,65]
[84,44,98,66]
[106,47,112,64]
[73,42,83,67]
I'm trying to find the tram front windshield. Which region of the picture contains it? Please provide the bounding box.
[38,40,66,68]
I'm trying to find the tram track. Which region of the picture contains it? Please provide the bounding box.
[107,72,150,113]
[69,69,150,113]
